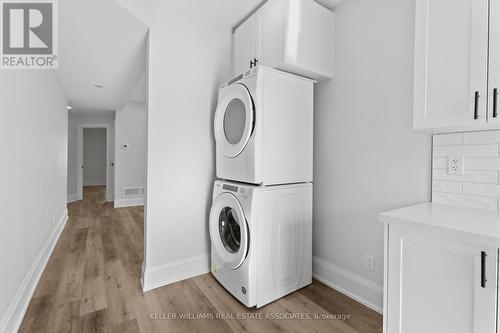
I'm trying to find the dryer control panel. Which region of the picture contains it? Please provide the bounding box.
[219,67,258,90]
[222,184,238,192]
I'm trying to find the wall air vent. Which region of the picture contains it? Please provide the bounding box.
[123,187,144,198]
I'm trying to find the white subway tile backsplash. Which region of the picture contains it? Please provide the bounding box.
[464,158,500,170]
[432,169,499,184]
[433,192,498,210]
[463,130,500,144]
[433,133,463,146]
[432,131,500,210]
[463,183,500,197]
[433,145,498,157]
[433,157,448,169]
[432,181,462,193]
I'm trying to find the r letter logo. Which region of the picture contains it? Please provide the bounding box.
[1,0,58,69]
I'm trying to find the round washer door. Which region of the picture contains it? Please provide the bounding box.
[214,83,254,158]
[209,192,249,270]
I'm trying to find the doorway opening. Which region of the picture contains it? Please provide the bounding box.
[77,124,113,202]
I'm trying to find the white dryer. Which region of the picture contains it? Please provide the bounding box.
[209,180,312,308]
[214,66,314,185]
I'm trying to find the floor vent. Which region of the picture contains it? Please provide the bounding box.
[124,187,144,198]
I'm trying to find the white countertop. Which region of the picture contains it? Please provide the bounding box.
[379,203,500,242]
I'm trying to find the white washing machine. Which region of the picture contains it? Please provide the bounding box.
[214,66,314,185]
[209,180,312,308]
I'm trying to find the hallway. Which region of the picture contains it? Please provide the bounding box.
[18,187,382,333]
[19,187,145,332]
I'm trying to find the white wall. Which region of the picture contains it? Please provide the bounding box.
[115,1,244,290]
[115,102,147,207]
[144,19,232,290]
[313,0,431,312]
[0,71,68,332]
[67,111,115,202]
[83,128,107,186]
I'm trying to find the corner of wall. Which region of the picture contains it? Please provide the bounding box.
[312,256,383,314]
[67,193,78,203]
[141,254,210,292]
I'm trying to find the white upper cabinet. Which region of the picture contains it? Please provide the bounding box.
[233,14,260,77]
[232,0,335,81]
[489,0,500,124]
[413,0,489,130]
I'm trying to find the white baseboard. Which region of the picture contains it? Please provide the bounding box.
[312,256,383,314]
[142,254,209,292]
[114,197,144,208]
[67,193,79,203]
[140,262,146,291]
[0,209,69,333]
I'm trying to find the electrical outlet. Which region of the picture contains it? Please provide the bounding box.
[365,254,375,272]
[448,155,464,175]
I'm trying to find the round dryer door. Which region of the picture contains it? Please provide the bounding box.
[209,193,249,270]
[214,83,254,158]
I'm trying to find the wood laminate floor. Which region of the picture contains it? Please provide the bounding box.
[19,186,382,333]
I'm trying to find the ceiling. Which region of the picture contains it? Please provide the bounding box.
[115,0,265,29]
[59,0,344,111]
[57,0,148,111]
[70,109,116,117]
[315,0,345,10]
[230,0,345,28]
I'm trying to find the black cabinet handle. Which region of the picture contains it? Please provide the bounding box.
[474,91,480,120]
[494,89,498,118]
[249,58,258,69]
[481,251,487,288]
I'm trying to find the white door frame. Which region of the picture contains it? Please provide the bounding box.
[77,123,111,201]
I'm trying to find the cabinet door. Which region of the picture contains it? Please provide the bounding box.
[387,225,497,333]
[489,0,500,124]
[413,0,489,129]
[259,0,286,69]
[233,15,259,75]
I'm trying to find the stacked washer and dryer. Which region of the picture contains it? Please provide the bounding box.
[210,67,314,308]
[209,0,335,308]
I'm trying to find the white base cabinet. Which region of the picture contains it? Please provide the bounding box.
[232,0,335,81]
[385,224,498,333]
